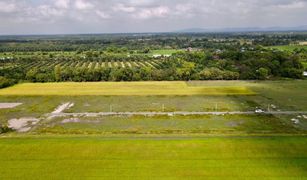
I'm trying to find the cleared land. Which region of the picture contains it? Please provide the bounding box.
[37,114,306,135]
[0,136,306,179]
[0,82,255,96]
[0,80,306,127]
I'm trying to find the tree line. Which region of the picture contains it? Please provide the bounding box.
[0,48,304,86]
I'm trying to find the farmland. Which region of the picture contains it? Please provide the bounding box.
[0,80,307,179]
[0,55,165,70]
[0,32,307,179]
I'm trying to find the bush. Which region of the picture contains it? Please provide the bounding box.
[0,76,15,89]
[257,67,269,80]
[198,68,239,80]
[281,68,303,79]
[0,124,14,134]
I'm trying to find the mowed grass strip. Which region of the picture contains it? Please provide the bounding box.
[0,82,255,96]
[0,136,306,179]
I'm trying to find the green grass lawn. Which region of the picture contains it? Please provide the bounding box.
[0,136,306,179]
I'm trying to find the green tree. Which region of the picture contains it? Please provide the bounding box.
[54,65,62,82]
[257,68,269,80]
[26,68,38,82]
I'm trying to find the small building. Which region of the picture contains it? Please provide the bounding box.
[153,54,162,58]
[304,71,307,77]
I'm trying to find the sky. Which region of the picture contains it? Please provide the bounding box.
[0,0,306,35]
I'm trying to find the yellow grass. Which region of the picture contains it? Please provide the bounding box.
[0,82,256,96]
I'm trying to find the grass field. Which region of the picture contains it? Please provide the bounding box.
[0,80,306,124]
[0,80,307,179]
[0,136,306,179]
[0,82,255,96]
[267,45,307,52]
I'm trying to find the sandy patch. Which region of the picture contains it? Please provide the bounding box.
[61,118,81,123]
[0,103,22,109]
[8,118,40,132]
[52,102,74,114]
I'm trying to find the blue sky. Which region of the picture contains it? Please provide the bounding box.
[0,0,306,34]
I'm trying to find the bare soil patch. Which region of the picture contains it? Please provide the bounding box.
[0,103,22,109]
[52,102,74,114]
[8,118,40,132]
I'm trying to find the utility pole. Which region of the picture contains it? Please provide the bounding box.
[215,103,218,112]
[110,105,113,112]
[162,104,165,112]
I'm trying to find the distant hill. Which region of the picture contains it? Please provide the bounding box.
[177,25,307,33]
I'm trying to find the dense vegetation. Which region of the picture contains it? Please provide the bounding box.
[0,32,306,85]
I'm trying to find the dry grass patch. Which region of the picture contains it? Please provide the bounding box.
[0,82,255,96]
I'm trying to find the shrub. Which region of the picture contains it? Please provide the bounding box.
[0,76,15,89]
[0,124,14,134]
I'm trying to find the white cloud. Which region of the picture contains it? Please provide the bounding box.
[54,0,70,9]
[0,0,307,34]
[113,3,136,13]
[0,1,17,13]
[75,0,94,10]
[127,0,155,6]
[37,5,65,17]
[277,1,307,9]
[96,10,110,19]
[134,6,170,19]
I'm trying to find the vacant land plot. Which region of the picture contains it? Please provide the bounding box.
[37,114,305,135]
[0,82,255,96]
[189,80,307,111]
[0,80,306,125]
[0,136,306,179]
[0,95,255,124]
